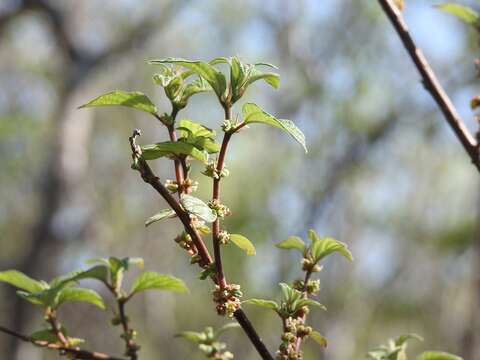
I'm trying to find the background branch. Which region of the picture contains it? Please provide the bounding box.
[0,325,127,360]
[377,0,480,171]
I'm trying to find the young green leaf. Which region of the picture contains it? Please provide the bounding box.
[310,331,327,348]
[175,331,207,343]
[180,194,217,223]
[177,119,220,154]
[148,58,227,100]
[31,329,61,344]
[279,283,301,303]
[78,90,157,115]
[275,236,306,253]
[55,287,105,310]
[242,102,307,153]
[416,352,463,360]
[309,231,353,263]
[142,141,207,162]
[229,234,256,256]
[178,119,216,139]
[297,298,327,311]
[0,270,47,293]
[130,272,188,295]
[214,323,241,338]
[246,68,280,90]
[243,298,279,311]
[145,209,176,227]
[49,266,110,288]
[16,290,48,307]
[437,4,479,26]
[395,333,423,347]
[180,78,212,106]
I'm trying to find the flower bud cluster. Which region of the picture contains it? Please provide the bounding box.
[208,200,231,218]
[218,230,230,245]
[164,179,179,193]
[301,259,322,273]
[292,279,320,296]
[174,232,195,255]
[182,178,198,193]
[203,162,230,179]
[212,284,242,318]
[221,119,233,132]
[275,317,312,360]
[199,342,234,360]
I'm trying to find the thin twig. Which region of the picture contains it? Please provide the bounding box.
[129,130,213,266]
[45,310,70,348]
[0,325,127,360]
[118,299,139,360]
[233,310,274,360]
[377,0,480,171]
[211,105,233,288]
[211,105,235,288]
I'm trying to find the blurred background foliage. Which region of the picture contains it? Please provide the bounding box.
[0,0,479,359]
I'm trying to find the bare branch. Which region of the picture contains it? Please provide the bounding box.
[377,0,480,171]
[0,325,127,360]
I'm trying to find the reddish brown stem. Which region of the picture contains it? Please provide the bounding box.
[136,157,213,266]
[45,310,69,348]
[211,106,234,288]
[0,325,126,360]
[377,0,480,171]
[118,299,138,360]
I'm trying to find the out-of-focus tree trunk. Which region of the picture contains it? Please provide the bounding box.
[0,2,184,357]
[462,186,480,359]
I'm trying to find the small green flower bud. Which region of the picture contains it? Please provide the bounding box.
[165,179,179,192]
[221,120,233,132]
[110,316,122,326]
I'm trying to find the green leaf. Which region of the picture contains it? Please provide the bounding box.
[78,90,157,115]
[395,333,423,347]
[131,272,188,295]
[243,298,279,311]
[145,209,176,227]
[177,120,220,154]
[279,283,301,303]
[31,329,60,344]
[55,287,105,310]
[214,323,241,338]
[297,298,327,311]
[175,331,207,343]
[229,234,256,256]
[178,119,216,139]
[16,290,48,306]
[309,230,353,263]
[417,352,463,360]
[0,270,46,293]
[181,78,212,104]
[142,141,207,162]
[437,4,479,26]
[242,103,307,153]
[310,331,327,348]
[148,58,227,100]
[49,266,110,288]
[275,236,306,253]
[247,69,280,89]
[194,137,221,154]
[180,194,217,223]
